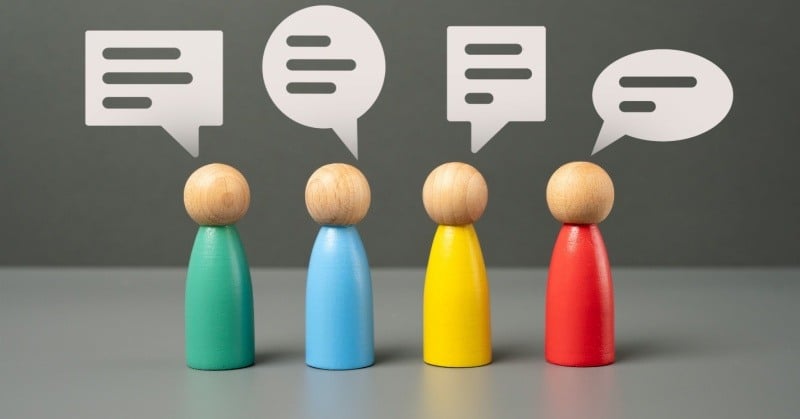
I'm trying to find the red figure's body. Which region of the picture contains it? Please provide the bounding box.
[545,224,614,367]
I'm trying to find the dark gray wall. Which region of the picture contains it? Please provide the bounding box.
[1,0,798,266]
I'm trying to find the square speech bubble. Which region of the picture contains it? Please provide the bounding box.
[447,26,546,152]
[85,30,223,157]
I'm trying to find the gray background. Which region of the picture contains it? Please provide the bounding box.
[1,0,798,266]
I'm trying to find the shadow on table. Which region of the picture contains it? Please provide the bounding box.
[375,338,541,365]
[253,345,303,364]
[616,334,725,363]
[493,339,541,363]
[255,344,421,366]
[374,344,419,365]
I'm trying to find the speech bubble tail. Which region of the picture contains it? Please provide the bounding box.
[163,125,200,157]
[591,142,608,156]
[332,120,359,159]
[591,123,624,156]
[470,121,507,153]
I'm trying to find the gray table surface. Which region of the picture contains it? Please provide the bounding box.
[1,267,799,419]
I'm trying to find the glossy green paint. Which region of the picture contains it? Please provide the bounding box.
[185,225,254,370]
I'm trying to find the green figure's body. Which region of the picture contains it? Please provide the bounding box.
[185,226,254,370]
[183,163,254,370]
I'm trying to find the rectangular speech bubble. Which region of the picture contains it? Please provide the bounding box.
[85,31,223,157]
[447,26,546,152]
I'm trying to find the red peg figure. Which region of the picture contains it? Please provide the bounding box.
[545,161,615,367]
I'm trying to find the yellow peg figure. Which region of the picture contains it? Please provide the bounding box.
[422,162,492,367]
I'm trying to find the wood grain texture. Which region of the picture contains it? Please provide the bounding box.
[422,162,488,226]
[305,163,371,226]
[546,161,614,225]
[184,163,250,226]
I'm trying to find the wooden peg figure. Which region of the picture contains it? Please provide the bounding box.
[545,161,615,367]
[183,163,254,370]
[422,162,492,367]
[305,163,374,370]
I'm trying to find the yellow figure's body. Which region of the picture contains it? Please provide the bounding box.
[423,224,492,367]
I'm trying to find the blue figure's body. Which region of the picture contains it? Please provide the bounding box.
[306,225,374,370]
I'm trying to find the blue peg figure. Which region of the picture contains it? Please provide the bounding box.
[183,163,254,370]
[304,163,374,370]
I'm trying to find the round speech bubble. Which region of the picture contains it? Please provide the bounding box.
[262,5,385,159]
[591,49,733,154]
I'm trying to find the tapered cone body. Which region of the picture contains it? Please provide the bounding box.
[545,224,615,367]
[424,224,492,367]
[185,225,255,370]
[306,225,374,370]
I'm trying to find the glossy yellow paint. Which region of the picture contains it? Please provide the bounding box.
[423,224,492,367]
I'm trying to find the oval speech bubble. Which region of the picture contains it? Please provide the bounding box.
[591,49,733,154]
[262,5,385,159]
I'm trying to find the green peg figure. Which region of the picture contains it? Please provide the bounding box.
[183,163,254,370]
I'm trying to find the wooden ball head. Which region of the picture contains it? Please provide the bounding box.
[422,162,488,226]
[184,163,251,226]
[546,161,614,224]
[305,163,371,225]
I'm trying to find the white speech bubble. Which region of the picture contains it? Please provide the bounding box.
[447,26,546,152]
[85,31,222,157]
[592,49,733,154]
[262,6,385,159]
